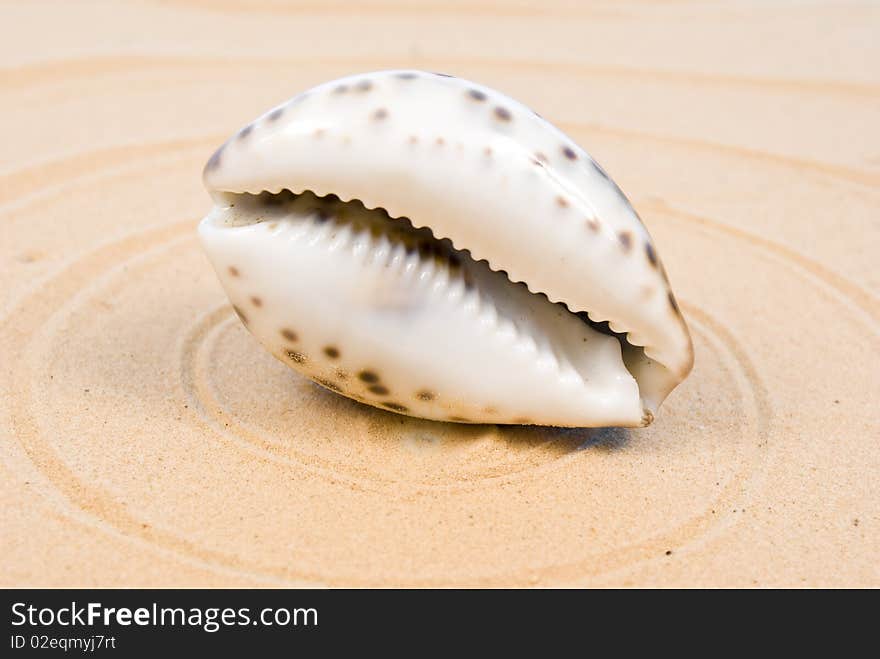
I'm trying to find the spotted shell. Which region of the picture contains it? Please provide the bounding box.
[199,70,693,427]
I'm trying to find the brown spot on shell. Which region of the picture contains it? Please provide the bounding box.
[467,88,487,101]
[372,107,388,120]
[435,137,445,146]
[250,296,262,307]
[358,370,380,384]
[512,417,533,425]
[382,402,409,412]
[448,416,470,423]
[586,218,600,233]
[668,292,681,314]
[286,350,306,364]
[335,368,348,381]
[280,328,297,342]
[618,231,633,251]
[267,107,284,122]
[323,346,340,359]
[333,84,349,94]
[368,385,390,396]
[228,266,240,277]
[645,242,658,268]
[232,305,247,325]
[416,390,436,401]
[494,106,512,121]
[556,196,569,208]
[562,146,578,160]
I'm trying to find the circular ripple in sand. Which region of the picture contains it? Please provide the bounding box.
[2,149,772,585]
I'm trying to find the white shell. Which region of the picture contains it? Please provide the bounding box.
[199,70,694,427]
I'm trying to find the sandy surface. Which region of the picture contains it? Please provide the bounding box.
[1,1,878,587]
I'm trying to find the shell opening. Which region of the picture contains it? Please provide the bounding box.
[211,188,656,422]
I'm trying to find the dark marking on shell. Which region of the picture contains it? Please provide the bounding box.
[368,384,390,396]
[382,402,409,412]
[562,146,578,160]
[586,218,600,233]
[435,137,445,146]
[645,242,658,268]
[358,370,380,384]
[512,417,533,425]
[433,72,453,77]
[286,350,306,364]
[372,107,388,120]
[228,266,240,277]
[323,346,340,359]
[280,328,298,342]
[467,88,487,101]
[668,291,681,314]
[355,79,373,92]
[267,107,284,122]
[333,84,349,94]
[250,296,263,307]
[395,72,418,80]
[448,415,470,423]
[592,160,611,180]
[494,106,512,121]
[535,152,549,164]
[556,196,569,208]
[416,390,436,401]
[618,231,633,251]
[237,124,253,140]
[232,305,247,325]
[315,208,331,222]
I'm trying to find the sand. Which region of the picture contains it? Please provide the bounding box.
[1,1,878,587]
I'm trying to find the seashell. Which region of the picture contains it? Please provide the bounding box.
[198,70,693,427]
